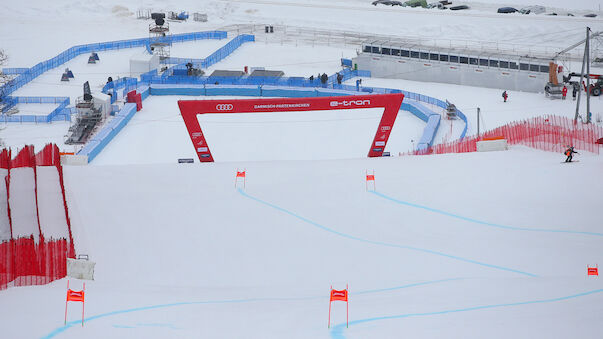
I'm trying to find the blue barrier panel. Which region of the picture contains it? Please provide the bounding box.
[149,84,206,96]
[205,85,261,96]
[2,68,29,75]
[417,114,441,150]
[201,34,255,69]
[78,103,137,162]
[261,86,316,98]
[138,85,150,100]
[0,31,227,100]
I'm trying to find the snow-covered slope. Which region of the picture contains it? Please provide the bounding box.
[0,1,602,338]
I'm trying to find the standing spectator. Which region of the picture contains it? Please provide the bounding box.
[309,75,314,82]
[320,73,328,88]
[502,90,508,103]
[561,86,567,100]
[572,84,578,100]
[336,72,343,85]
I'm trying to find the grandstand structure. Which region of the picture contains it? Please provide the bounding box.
[353,40,553,92]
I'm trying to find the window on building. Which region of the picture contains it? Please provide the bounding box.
[479,59,489,66]
[469,57,478,65]
[420,52,429,59]
[460,56,469,64]
[430,53,439,60]
[440,54,449,62]
[381,48,391,55]
[392,49,401,56]
[411,51,420,58]
[489,60,499,67]
[450,55,459,63]
[520,63,529,71]
[499,61,509,68]
[363,45,372,53]
[529,64,540,72]
[509,62,518,70]
[371,46,380,54]
[401,49,410,57]
[539,65,549,73]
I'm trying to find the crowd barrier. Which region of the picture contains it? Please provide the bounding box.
[78,103,137,162]
[1,68,29,75]
[411,115,602,155]
[1,96,71,123]
[0,31,228,100]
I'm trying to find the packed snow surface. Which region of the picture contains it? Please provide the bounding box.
[0,0,602,338]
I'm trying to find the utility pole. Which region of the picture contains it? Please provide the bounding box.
[586,27,591,123]
[574,27,590,124]
[477,107,480,136]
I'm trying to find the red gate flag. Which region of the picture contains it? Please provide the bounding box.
[235,168,246,188]
[328,285,349,328]
[178,94,404,162]
[330,289,348,301]
[65,281,85,326]
[588,265,598,276]
[366,170,376,191]
[67,289,85,302]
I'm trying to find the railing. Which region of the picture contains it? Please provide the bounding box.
[0,96,71,123]
[410,115,602,155]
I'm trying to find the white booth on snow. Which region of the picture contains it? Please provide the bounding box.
[130,52,160,78]
[93,93,112,117]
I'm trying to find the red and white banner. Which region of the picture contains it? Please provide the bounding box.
[178,94,404,162]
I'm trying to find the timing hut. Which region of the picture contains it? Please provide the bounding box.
[353,39,552,93]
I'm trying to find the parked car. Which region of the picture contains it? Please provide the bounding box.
[391,1,404,5]
[584,13,598,17]
[403,0,427,8]
[372,0,394,5]
[450,5,469,10]
[427,2,447,9]
[519,5,546,14]
[497,7,518,13]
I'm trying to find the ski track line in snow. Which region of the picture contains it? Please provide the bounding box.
[330,288,603,339]
[40,278,459,338]
[370,190,603,237]
[237,189,537,277]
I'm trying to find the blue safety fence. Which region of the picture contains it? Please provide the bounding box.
[201,34,255,69]
[81,79,464,162]
[2,68,29,75]
[0,96,71,123]
[77,103,137,162]
[0,31,228,101]
[417,115,441,150]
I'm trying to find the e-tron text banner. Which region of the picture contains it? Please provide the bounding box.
[178,94,404,162]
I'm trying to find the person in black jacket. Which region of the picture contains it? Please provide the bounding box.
[320,73,328,88]
[564,145,578,162]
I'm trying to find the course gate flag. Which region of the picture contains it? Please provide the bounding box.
[588,264,598,276]
[65,280,85,326]
[328,285,349,328]
[366,170,375,191]
[235,168,246,188]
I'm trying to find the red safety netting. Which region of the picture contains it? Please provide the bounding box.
[0,238,67,290]
[35,144,75,258]
[1,144,76,291]
[408,115,603,156]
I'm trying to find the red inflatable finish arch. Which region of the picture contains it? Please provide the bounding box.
[178,93,404,162]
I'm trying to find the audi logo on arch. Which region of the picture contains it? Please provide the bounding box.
[216,104,234,111]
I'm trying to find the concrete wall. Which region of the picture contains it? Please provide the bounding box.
[353,54,548,93]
